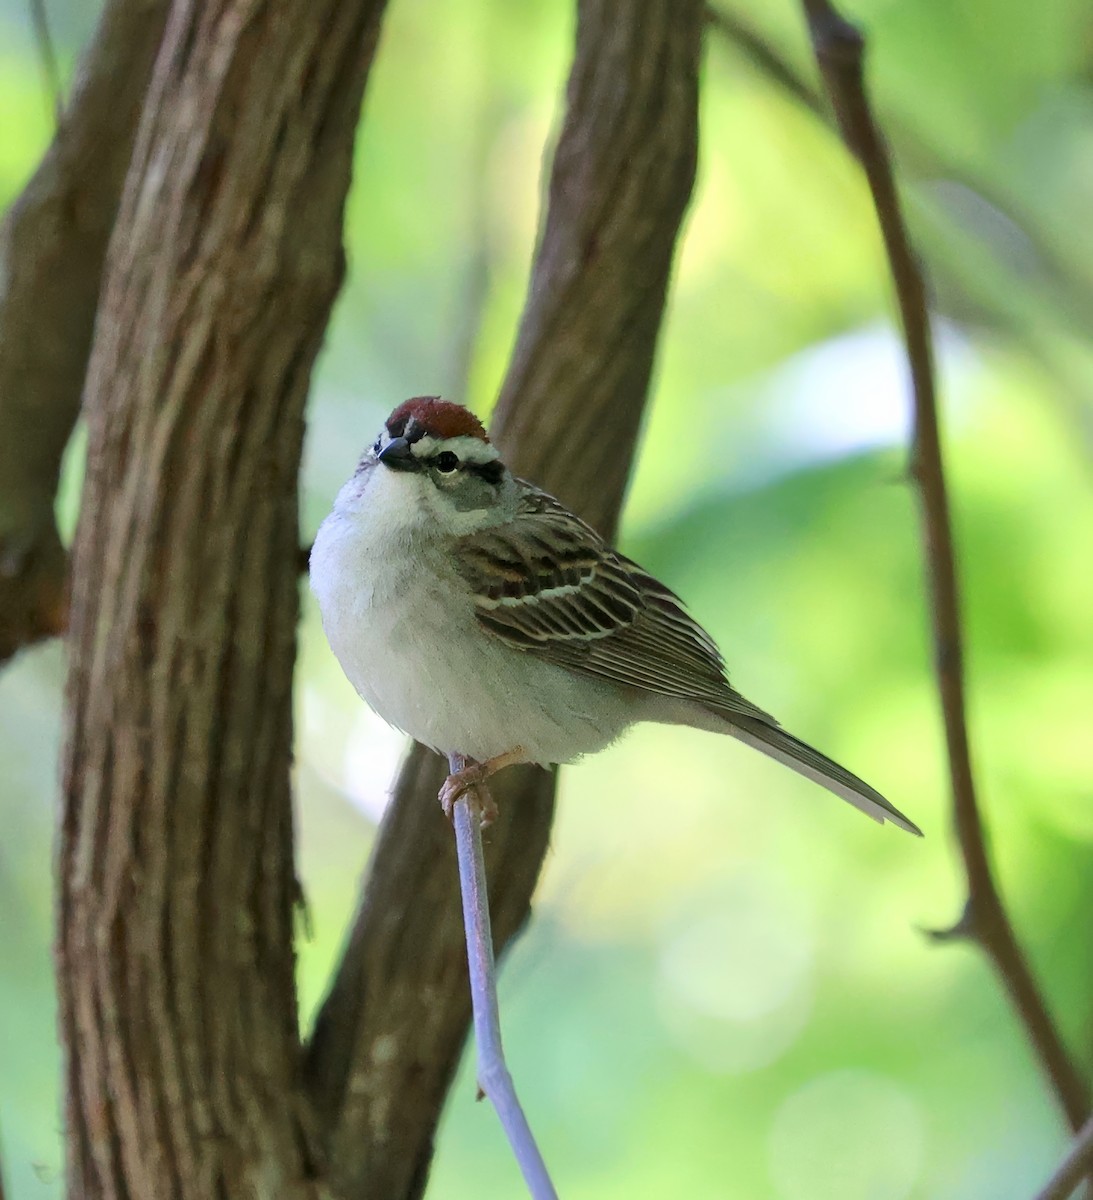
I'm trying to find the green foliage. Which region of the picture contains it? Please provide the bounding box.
[2,0,1092,1196]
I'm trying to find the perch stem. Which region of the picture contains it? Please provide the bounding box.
[449,753,558,1200]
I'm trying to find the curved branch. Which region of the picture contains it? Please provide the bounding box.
[304,2,705,1195]
[798,0,1089,1134]
[0,0,170,665]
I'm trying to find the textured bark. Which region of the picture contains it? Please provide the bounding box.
[58,1,386,1196]
[490,0,703,535]
[304,2,704,1196]
[0,0,170,664]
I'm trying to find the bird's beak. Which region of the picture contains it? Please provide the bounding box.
[377,436,417,471]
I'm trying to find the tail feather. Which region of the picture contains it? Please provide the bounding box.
[727,714,922,837]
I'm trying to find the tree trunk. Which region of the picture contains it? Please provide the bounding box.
[58,1,385,1195]
[304,2,704,1195]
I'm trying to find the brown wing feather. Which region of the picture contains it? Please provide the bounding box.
[456,486,772,722]
[458,487,921,835]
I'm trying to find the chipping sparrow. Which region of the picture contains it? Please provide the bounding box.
[310,397,921,835]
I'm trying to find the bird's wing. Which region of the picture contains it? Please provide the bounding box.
[457,485,922,835]
[455,486,771,721]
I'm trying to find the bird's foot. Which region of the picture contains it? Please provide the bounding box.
[439,747,526,827]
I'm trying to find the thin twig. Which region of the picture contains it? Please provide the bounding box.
[705,4,1093,363]
[799,0,1089,1133]
[704,6,824,117]
[29,0,64,126]
[448,754,558,1200]
[1034,1115,1093,1200]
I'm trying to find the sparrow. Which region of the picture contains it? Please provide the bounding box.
[309,397,921,836]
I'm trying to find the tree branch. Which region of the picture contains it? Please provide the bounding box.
[1034,1115,1093,1200]
[58,0,387,1195]
[0,0,170,665]
[707,5,1093,344]
[705,6,824,117]
[303,2,705,1195]
[798,0,1089,1135]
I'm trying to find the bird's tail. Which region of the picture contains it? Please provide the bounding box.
[725,713,922,836]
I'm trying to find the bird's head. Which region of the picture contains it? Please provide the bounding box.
[339,397,514,535]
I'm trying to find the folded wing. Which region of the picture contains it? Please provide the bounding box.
[456,486,771,722]
[456,484,921,836]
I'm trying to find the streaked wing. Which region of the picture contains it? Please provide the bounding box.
[456,488,643,646]
[456,485,771,722]
[458,486,920,835]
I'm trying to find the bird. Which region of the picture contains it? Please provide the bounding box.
[309,396,921,836]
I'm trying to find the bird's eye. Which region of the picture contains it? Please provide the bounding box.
[372,438,382,455]
[435,451,460,473]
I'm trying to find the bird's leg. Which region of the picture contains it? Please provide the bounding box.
[439,746,527,826]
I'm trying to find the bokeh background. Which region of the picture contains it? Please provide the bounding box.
[3,0,1092,1196]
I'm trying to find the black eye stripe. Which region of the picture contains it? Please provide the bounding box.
[469,459,504,485]
[424,453,503,484]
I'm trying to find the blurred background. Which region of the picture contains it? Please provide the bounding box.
[2,0,1092,1196]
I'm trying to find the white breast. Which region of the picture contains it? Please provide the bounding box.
[309,470,632,766]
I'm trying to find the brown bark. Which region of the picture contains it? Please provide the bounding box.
[58,1,386,1197]
[303,2,704,1196]
[0,0,170,664]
